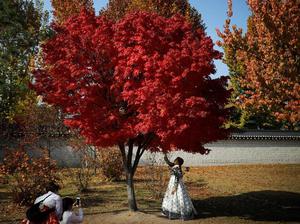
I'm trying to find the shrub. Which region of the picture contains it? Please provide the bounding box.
[0,147,59,205]
[143,153,169,199]
[67,137,123,189]
[98,147,124,181]
[68,135,100,192]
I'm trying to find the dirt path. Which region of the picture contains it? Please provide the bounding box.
[83,211,290,224]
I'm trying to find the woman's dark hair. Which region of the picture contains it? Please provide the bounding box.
[174,157,184,166]
[46,181,60,192]
[62,197,74,211]
[61,197,74,221]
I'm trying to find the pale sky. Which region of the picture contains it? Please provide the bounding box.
[43,0,251,78]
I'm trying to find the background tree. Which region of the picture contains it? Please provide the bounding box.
[0,0,49,138]
[51,0,94,24]
[33,10,229,211]
[101,0,205,30]
[217,0,300,130]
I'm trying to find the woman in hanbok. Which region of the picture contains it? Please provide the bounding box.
[162,154,197,220]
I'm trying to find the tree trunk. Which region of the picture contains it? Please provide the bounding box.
[119,141,139,211]
[118,133,154,211]
[126,171,138,211]
[93,148,97,175]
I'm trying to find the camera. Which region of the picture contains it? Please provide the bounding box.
[76,197,81,206]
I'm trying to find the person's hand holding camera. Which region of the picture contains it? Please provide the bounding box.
[73,197,81,208]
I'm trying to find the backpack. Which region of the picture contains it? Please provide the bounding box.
[26,193,55,222]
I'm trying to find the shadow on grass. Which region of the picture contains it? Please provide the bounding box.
[194,190,300,222]
[81,195,104,207]
[0,191,12,201]
[84,209,129,216]
[0,218,21,224]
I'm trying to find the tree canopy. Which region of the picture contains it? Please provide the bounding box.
[51,0,94,24]
[33,9,229,210]
[101,0,205,30]
[0,0,48,130]
[217,0,300,130]
[33,10,229,154]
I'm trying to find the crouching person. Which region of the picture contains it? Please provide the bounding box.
[22,181,62,224]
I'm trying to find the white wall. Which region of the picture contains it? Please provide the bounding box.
[1,139,300,167]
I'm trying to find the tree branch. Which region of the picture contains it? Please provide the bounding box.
[118,142,128,173]
[127,139,134,170]
[132,143,141,175]
[132,133,155,174]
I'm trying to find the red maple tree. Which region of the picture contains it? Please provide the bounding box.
[33,10,229,210]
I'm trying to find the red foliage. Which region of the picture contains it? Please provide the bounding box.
[33,10,229,154]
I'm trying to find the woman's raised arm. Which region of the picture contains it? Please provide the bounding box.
[164,154,175,167]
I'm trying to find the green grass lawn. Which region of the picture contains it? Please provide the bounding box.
[1,164,300,223]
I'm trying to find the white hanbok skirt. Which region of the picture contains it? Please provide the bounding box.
[162,174,197,220]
